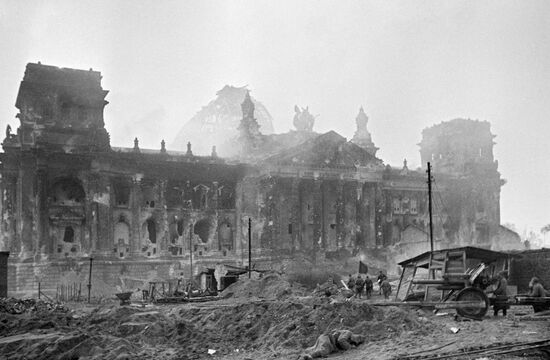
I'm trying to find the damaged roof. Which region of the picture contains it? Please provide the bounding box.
[265,130,383,168]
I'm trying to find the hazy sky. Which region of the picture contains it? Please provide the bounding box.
[0,0,549,235]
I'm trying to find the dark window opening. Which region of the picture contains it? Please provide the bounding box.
[147,219,157,243]
[194,219,210,243]
[147,252,151,256]
[177,219,184,236]
[150,201,155,208]
[51,178,85,205]
[153,248,156,254]
[288,224,293,234]
[113,248,117,253]
[200,193,207,209]
[330,224,336,229]
[63,226,74,243]
[119,252,124,258]
[113,178,131,206]
[57,245,62,253]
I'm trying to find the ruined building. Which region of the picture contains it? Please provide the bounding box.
[0,63,518,295]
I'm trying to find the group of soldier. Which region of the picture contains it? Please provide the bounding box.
[347,271,392,300]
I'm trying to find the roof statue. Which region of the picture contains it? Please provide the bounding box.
[293,105,315,132]
[351,107,378,156]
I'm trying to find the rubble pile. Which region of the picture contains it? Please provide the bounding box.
[0,298,431,360]
[0,298,68,314]
[221,272,308,299]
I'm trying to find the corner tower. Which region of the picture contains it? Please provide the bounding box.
[419,119,503,247]
[4,63,110,153]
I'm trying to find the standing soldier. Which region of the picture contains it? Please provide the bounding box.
[377,271,387,295]
[364,275,374,299]
[381,279,392,300]
[355,275,365,299]
[486,271,509,316]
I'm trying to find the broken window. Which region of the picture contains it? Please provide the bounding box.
[63,226,74,243]
[147,219,156,243]
[141,181,156,208]
[392,198,402,214]
[288,224,293,234]
[113,178,131,207]
[200,193,207,209]
[194,219,211,243]
[219,185,235,209]
[51,178,85,205]
[218,222,233,251]
[114,221,130,258]
[177,219,184,236]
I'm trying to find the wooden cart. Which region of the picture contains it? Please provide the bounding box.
[395,246,515,319]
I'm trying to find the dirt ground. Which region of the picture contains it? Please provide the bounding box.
[0,275,548,360]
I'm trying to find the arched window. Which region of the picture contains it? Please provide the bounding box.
[194,219,211,243]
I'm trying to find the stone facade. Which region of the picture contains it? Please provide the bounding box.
[0,63,514,296]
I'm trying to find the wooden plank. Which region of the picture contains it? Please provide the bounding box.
[371,301,486,309]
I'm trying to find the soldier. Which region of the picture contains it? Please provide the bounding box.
[364,276,374,299]
[381,279,392,300]
[377,271,387,295]
[355,275,365,299]
[487,271,509,316]
[528,277,550,313]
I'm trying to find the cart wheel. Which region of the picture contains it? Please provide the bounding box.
[455,287,489,319]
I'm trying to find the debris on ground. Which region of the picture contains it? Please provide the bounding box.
[220,272,308,299]
[0,298,68,314]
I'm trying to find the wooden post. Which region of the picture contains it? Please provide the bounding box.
[427,162,434,279]
[87,257,93,303]
[189,223,193,285]
[248,217,252,279]
[38,282,41,300]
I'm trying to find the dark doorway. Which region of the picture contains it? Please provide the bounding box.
[147,219,157,243]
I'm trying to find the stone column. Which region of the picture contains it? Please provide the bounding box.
[365,183,376,248]
[130,178,142,255]
[312,179,322,254]
[35,168,48,256]
[335,180,344,249]
[290,178,301,251]
[212,181,219,210]
[159,179,169,255]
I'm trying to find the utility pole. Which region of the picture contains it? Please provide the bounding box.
[189,223,193,284]
[427,162,435,280]
[87,257,93,303]
[248,217,252,279]
[427,162,434,254]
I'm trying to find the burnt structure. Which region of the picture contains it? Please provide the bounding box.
[0,63,515,295]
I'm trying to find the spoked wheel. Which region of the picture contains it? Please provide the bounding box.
[455,287,490,319]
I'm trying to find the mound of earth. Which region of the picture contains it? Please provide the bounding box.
[220,272,308,299]
[0,297,432,360]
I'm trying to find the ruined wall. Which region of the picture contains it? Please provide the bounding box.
[0,64,511,295]
[419,119,504,248]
